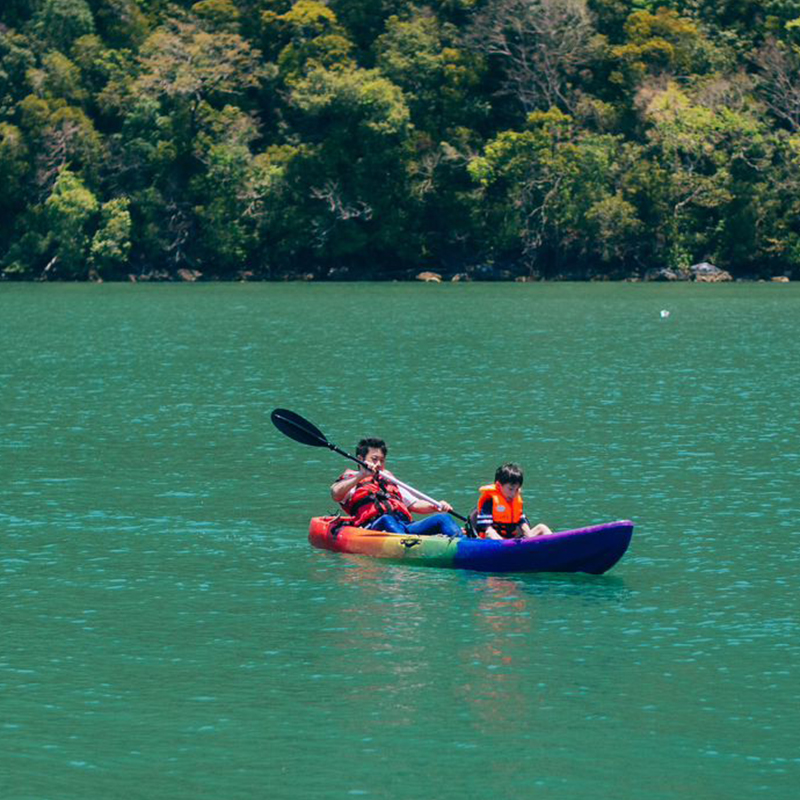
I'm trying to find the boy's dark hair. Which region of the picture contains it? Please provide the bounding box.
[356,437,387,458]
[495,462,524,485]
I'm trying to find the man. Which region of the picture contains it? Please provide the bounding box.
[330,437,463,537]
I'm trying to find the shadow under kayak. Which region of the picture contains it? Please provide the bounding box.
[308,517,634,574]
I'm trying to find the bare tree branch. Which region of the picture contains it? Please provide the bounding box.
[468,0,596,113]
[754,38,800,133]
[310,181,373,246]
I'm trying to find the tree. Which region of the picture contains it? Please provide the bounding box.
[750,132,800,274]
[585,192,642,264]
[268,0,355,83]
[190,105,263,273]
[0,122,29,210]
[0,0,38,28]
[90,0,149,49]
[109,95,176,191]
[44,167,99,277]
[0,28,36,117]
[33,0,96,53]
[469,108,642,275]
[326,0,411,54]
[136,13,264,140]
[0,122,30,259]
[609,7,707,89]
[374,11,486,137]
[754,37,800,132]
[89,196,132,277]
[191,0,242,33]
[286,65,413,271]
[468,0,599,114]
[642,82,770,270]
[36,51,88,105]
[43,106,104,191]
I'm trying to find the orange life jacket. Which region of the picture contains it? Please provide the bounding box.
[341,473,413,528]
[476,482,524,539]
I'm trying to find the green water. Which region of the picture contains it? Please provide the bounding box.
[1,282,798,799]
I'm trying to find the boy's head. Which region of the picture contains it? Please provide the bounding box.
[495,463,524,503]
[495,462,523,487]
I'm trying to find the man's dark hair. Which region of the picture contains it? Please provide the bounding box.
[495,462,524,485]
[356,438,387,458]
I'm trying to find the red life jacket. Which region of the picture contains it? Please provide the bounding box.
[342,473,413,528]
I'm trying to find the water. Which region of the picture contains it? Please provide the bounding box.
[1,282,798,799]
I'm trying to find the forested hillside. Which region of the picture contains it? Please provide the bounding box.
[2,1,800,280]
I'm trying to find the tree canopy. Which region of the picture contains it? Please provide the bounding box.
[1,0,799,280]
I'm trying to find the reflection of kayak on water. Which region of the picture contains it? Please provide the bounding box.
[309,517,634,575]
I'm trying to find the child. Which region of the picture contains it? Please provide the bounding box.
[474,463,553,539]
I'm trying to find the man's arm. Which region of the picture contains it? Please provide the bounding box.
[407,498,453,515]
[330,471,362,503]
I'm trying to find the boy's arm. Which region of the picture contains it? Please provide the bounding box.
[475,497,495,537]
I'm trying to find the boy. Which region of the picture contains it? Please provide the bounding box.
[475,463,552,539]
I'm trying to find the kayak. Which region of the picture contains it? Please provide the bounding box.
[308,517,634,574]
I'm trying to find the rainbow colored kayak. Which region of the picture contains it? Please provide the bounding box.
[308,517,634,574]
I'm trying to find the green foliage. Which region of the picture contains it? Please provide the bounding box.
[273,1,355,82]
[189,105,268,270]
[0,122,29,208]
[91,0,149,49]
[112,96,177,189]
[585,192,643,263]
[374,11,485,136]
[641,81,771,269]
[192,0,241,32]
[37,51,87,104]
[286,66,413,269]
[469,108,644,274]
[34,0,97,53]
[291,64,409,139]
[610,7,709,88]
[90,196,132,276]
[1,0,800,279]
[136,16,264,114]
[1,30,36,116]
[326,0,412,54]
[45,167,100,277]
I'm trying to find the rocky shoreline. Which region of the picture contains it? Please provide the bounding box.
[3,262,794,284]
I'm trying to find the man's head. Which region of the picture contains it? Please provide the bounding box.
[356,438,387,471]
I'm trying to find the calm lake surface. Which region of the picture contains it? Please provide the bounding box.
[1,282,798,799]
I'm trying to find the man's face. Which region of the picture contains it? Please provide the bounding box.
[364,447,386,471]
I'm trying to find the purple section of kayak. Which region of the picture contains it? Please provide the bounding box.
[453,521,634,574]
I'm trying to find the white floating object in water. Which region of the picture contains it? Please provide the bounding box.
[660,309,671,318]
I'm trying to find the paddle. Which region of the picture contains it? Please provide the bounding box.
[270,408,472,527]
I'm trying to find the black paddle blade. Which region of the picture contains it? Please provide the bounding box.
[271,408,329,448]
